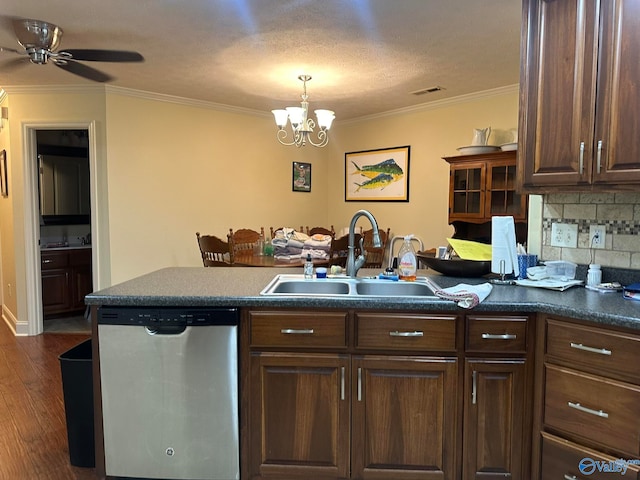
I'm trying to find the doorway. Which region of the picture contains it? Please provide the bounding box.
[22,123,97,336]
[36,129,92,334]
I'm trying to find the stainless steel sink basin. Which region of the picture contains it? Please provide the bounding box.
[355,280,435,297]
[260,274,438,298]
[268,279,351,295]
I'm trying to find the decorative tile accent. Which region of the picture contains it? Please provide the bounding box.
[542,194,640,270]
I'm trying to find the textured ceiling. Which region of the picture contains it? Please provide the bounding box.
[0,0,522,120]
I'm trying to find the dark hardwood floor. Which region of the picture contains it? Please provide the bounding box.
[0,319,98,479]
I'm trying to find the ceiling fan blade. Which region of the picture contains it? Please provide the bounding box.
[62,49,144,62]
[54,59,114,82]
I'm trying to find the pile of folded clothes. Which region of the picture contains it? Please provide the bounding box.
[272,228,307,260]
[271,228,333,260]
[302,234,332,260]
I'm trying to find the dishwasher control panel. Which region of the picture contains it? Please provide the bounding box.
[97,307,239,327]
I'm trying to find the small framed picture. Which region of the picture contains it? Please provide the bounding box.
[292,161,311,192]
[0,149,7,197]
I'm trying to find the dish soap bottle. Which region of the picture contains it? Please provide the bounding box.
[304,253,314,279]
[397,235,417,281]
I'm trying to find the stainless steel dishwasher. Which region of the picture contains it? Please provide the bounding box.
[97,306,240,480]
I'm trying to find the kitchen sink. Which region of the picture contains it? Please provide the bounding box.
[354,280,435,296]
[260,274,438,298]
[268,279,351,295]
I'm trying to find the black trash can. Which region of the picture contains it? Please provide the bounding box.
[59,339,95,468]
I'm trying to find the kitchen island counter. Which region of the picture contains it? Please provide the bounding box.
[85,266,640,331]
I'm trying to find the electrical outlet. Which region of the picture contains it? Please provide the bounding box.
[550,223,578,248]
[589,225,606,249]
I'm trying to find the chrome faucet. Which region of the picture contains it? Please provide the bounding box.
[346,209,381,278]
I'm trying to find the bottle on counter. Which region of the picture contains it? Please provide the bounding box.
[397,235,417,281]
[587,264,602,286]
[255,234,265,256]
[304,254,314,279]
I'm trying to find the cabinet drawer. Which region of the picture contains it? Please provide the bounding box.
[41,251,68,269]
[355,313,457,352]
[544,364,640,455]
[541,432,640,480]
[547,318,640,382]
[249,311,347,348]
[466,315,527,353]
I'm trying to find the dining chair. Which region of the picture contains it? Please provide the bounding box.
[306,225,335,237]
[362,227,391,268]
[328,233,360,268]
[196,232,233,266]
[228,227,264,258]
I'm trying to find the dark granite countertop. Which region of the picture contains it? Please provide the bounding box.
[85,267,640,331]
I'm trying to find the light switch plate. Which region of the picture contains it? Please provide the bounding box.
[551,223,578,248]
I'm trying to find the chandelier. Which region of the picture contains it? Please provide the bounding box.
[272,75,335,148]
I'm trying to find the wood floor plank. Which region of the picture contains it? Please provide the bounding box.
[0,319,97,479]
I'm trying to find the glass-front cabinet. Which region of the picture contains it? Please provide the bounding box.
[445,150,527,223]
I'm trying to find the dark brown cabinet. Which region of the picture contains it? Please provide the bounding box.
[244,310,536,480]
[444,151,527,224]
[246,309,460,480]
[519,0,640,191]
[41,248,92,317]
[463,315,532,480]
[535,315,640,478]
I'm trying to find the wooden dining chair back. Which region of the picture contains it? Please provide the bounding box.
[328,233,360,268]
[196,232,232,266]
[228,227,264,257]
[306,225,335,237]
[362,227,391,268]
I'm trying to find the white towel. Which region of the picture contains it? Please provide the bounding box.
[423,277,493,309]
[491,216,519,277]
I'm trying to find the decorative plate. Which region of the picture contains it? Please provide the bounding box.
[456,145,501,155]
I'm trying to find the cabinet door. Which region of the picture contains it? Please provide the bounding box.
[449,162,485,221]
[592,0,640,184]
[463,359,526,480]
[352,355,458,480]
[41,268,70,315]
[486,160,527,221]
[519,0,599,188]
[250,352,349,479]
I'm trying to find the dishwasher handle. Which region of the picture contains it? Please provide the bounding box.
[145,325,187,335]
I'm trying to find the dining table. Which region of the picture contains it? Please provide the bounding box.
[233,253,330,268]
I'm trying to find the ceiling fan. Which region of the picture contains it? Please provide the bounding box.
[0,18,144,82]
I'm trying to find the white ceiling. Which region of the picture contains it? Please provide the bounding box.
[0,0,522,120]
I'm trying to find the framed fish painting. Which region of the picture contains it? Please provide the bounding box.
[345,145,410,201]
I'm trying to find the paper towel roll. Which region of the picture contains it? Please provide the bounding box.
[491,216,519,277]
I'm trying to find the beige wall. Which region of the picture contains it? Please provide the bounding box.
[0,85,519,333]
[326,88,520,251]
[0,87,107,334]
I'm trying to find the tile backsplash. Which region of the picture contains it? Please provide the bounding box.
[542,193,640,269]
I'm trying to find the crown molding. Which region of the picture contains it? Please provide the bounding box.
[340,84,520,125]
[0,84,104,96]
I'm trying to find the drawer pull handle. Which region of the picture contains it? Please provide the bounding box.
[280,328,314,335]
[568,401,609,418]
[42,259,53,264]
[357,367,362,402]
[389,330,424,337]
[482,333,516,340]
[570,342,611,356]
[564,475,577,480]
[340,367,345,401]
